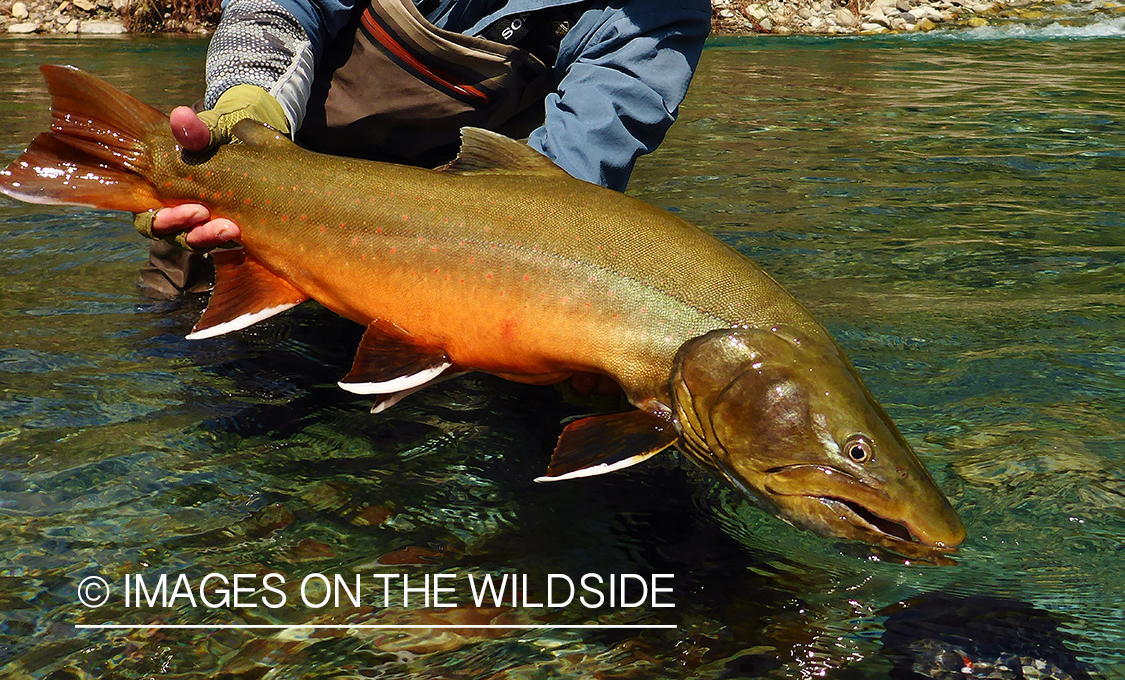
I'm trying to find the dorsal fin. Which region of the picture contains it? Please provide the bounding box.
[439,127,566,176]
[231,119,295,149]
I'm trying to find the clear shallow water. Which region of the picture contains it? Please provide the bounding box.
[0,30,1122,679]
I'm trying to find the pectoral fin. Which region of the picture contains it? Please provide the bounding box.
[186,249,308,340]
[339,320,452,395]
[535,410,678,482]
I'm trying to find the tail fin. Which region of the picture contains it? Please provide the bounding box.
[0,65,167,213]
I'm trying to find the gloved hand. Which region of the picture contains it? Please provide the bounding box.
[134,85,289,251]
[194,84,291,149]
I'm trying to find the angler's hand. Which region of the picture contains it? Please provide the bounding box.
[135,85,290,251]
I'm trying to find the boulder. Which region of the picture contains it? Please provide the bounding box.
[7,21,40,32]
[73,0,96,10]
[11,2,29,19]
[833,7,858,25]
[743,4,769,21]
[79,19,126,33]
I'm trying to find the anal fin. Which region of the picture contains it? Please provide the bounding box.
[535,410,678,482]
[186,249,308,340]
[339,320,452,395]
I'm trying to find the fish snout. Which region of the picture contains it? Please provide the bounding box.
[764,464,965,551]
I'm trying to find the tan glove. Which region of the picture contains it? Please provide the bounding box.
[135,85,290,251]
[195,83,291,147]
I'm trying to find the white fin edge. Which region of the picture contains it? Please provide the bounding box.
[533,450,661,483]
[186,303,300,340]
[370,370,468,413]
[338,361,452,395]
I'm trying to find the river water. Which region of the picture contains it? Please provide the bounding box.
[0,16,1122,680]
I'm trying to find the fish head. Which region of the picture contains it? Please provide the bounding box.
[669,327,965,556]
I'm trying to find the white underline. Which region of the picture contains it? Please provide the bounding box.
[76,624,676,630]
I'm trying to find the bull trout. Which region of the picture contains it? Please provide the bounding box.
[1,66,965,556]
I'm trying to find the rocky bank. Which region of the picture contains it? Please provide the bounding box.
[2,0,1123,35]
[712,0,1125,34]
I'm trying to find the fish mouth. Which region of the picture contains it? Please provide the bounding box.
[815,496,917,545]
[763,464,962,556]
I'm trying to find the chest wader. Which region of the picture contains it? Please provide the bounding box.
[142,0,566,296]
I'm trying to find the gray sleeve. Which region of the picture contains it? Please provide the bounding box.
[205,0,317,134]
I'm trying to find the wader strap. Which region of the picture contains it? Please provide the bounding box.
[298,0,554,167]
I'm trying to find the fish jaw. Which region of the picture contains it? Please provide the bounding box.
[762,464,965,552]
[669,327,965,556]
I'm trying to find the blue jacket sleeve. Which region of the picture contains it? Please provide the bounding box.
[526,0,711,192]
[269,0,355,58]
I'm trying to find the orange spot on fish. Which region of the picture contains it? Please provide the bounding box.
[585,302,591,307]
[319,226,325,233]
[524,275,530,281]
[433,268,439,274]
[562,296,569,304]
[613,313,619,319]
[376,228,383,234]
[641,307,648,314]
[300,214,307,221]
[339,222,346,229]
[243,198,251,204]
[265,199,271,205]
[163,181,172,188]
[589,275,596,282]
[459,240,465,246]
[499,318,516,340]
[353,236,359,245]
[390,247,397,254]
[431,246,438,253]
[487,273,493,279]
[185,175,194,182]
[403,215,409,221]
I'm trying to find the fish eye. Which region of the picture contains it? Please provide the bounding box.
[845,436,872,463]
